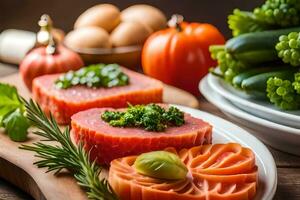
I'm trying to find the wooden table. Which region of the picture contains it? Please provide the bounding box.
[0,64,299,200]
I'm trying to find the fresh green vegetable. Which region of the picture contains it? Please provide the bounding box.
[0,83,24,125]
[3,108,30,142]
[276,32,300,66]
[209,45,248,82]
[210,27,300,85]
[134,151,188,180]
[254,0,300,27]
[228,9,271,37]
[232,67,276,88]
[225,27,300,64]
[267,76,300,110]
[0,83,29,141]
[228,0,300,36]
[215,0,300,109]
[101,104,185,132]
[293,72,300,93]
[55,63,129,89]
[20,99,119,200]
[241,69,298,98]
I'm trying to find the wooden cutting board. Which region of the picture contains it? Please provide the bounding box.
[0,73,199,200]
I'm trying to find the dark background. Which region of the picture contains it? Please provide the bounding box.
[1,0,263,39]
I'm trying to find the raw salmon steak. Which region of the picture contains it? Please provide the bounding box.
[109,143,258,200]
[71,106,212,165]
[32,67,163,124]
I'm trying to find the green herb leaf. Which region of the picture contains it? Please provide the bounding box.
[3,108,30,142]
[0,83,24,126]
[134,151,188,180]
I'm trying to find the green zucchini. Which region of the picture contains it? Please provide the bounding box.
[232,67,274,88]
[225,27,300,64]
[232,65,291,88]
[241,69,298,98]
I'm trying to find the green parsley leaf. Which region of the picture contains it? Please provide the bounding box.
[0,83,24,126]
[3,108,30,142]
[0,83,29,142]
[101,104,185,131]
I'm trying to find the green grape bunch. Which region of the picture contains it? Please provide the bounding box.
[293,72,300,93]
[254,0,300,27]
[276,32,300,66]
[210,45,248,82]
[267,76,300,110]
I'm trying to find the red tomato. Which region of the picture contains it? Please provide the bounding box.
[142,17,225,95]
[20,45,84,90]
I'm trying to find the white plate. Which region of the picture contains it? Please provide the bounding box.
[207,72,300,128]
[174,104,277,200]
[200,76,300,156]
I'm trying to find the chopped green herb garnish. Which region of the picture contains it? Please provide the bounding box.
[101,104,185,132]
[55,63,129,89]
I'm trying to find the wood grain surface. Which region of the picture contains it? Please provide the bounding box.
[0,68,299,200]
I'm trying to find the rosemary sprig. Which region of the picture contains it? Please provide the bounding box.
[20,99,119,200]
